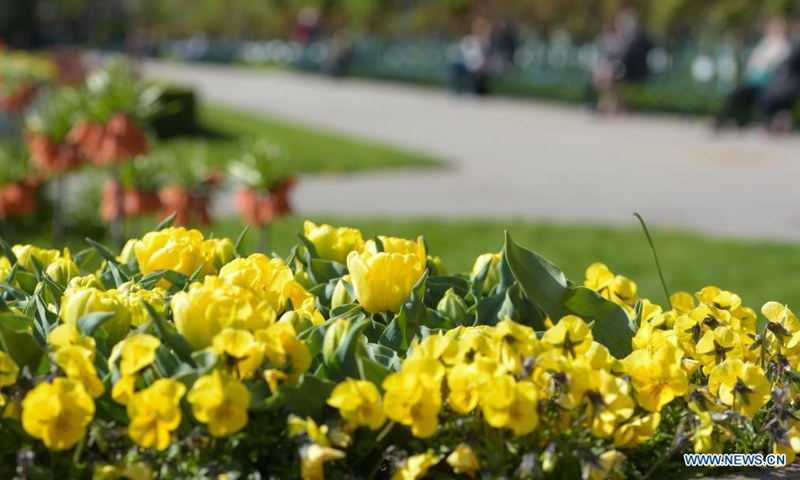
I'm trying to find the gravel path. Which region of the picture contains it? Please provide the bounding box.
[145,62,800,241]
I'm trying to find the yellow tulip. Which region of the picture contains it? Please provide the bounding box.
[365,235,426,264]
[187,369,251,437]
[171,276,277,351]
[134,227,214,285]
[303,220,365,264]
[12,244,64,271]
[60,286,132,346]
[346,250,425,314]
[21,378,95,450]
[45,258,80,285]
[202,237,236,272]
[219,254,295,313]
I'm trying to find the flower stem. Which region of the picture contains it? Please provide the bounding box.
[634,213,671,309]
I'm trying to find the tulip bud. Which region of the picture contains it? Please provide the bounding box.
[322,319,351,365]
[471,253,501,295]
[279,310,315,333]
[427,255,447,276]
[437,288,467,325]
[45,258,80,286]
[331,278,352,310]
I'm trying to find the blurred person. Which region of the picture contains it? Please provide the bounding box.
[324,30,352,78]
[449,18,492,95]
[292,7,320,48]
[715,18,791,130]
[490,20,519,74]
[590,9,653,114]
[758,17,800,133]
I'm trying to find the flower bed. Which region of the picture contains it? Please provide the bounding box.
[0,220,798,479]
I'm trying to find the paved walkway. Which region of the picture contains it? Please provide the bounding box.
[146,62,800,240]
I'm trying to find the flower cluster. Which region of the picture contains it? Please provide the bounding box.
[0,221,799,479]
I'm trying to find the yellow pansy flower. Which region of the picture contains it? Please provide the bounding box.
[541,315,593,359]
[303,220,365,265]
[256,322,312,387]
[0,350,19,387]
[21,378,95,450]
[127,378,186,451]
[114,334,161,377]
[187,369,251,437]
[694,327,743,374]
[479,375,538,436]
[212,328,264,380]
[111,374,138,406]
[300,444,346,480]
[52,345,105,398]
[707,358,770,418]
[613,413,661,449]
[392,453,440,480]
[346,250,426,314]
[383,371,441,439]
[446,444,480,477]
[327,378,386,431]
[624,345,688,412]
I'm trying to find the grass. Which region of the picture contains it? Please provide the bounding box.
[152,104,442,173]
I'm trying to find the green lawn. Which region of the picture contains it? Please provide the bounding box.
[153,105,442,173]
[183,216,800,314]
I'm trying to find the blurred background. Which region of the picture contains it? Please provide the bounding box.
[3,0,800,310]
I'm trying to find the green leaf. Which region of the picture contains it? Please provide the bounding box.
[72,247,96,269]
[155,212,178,231]
[85,238,119,264]
[309,258,347,285]
[296,233,319,259]
[235,226,250,258]
[143,302,196,367]
[0,237,17,265]
[329,317,370,381]
[0,313,44,371]
[504,232,634,358]
[378,272,428,353]
[78,312,116,337]
[258,374,336,418]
